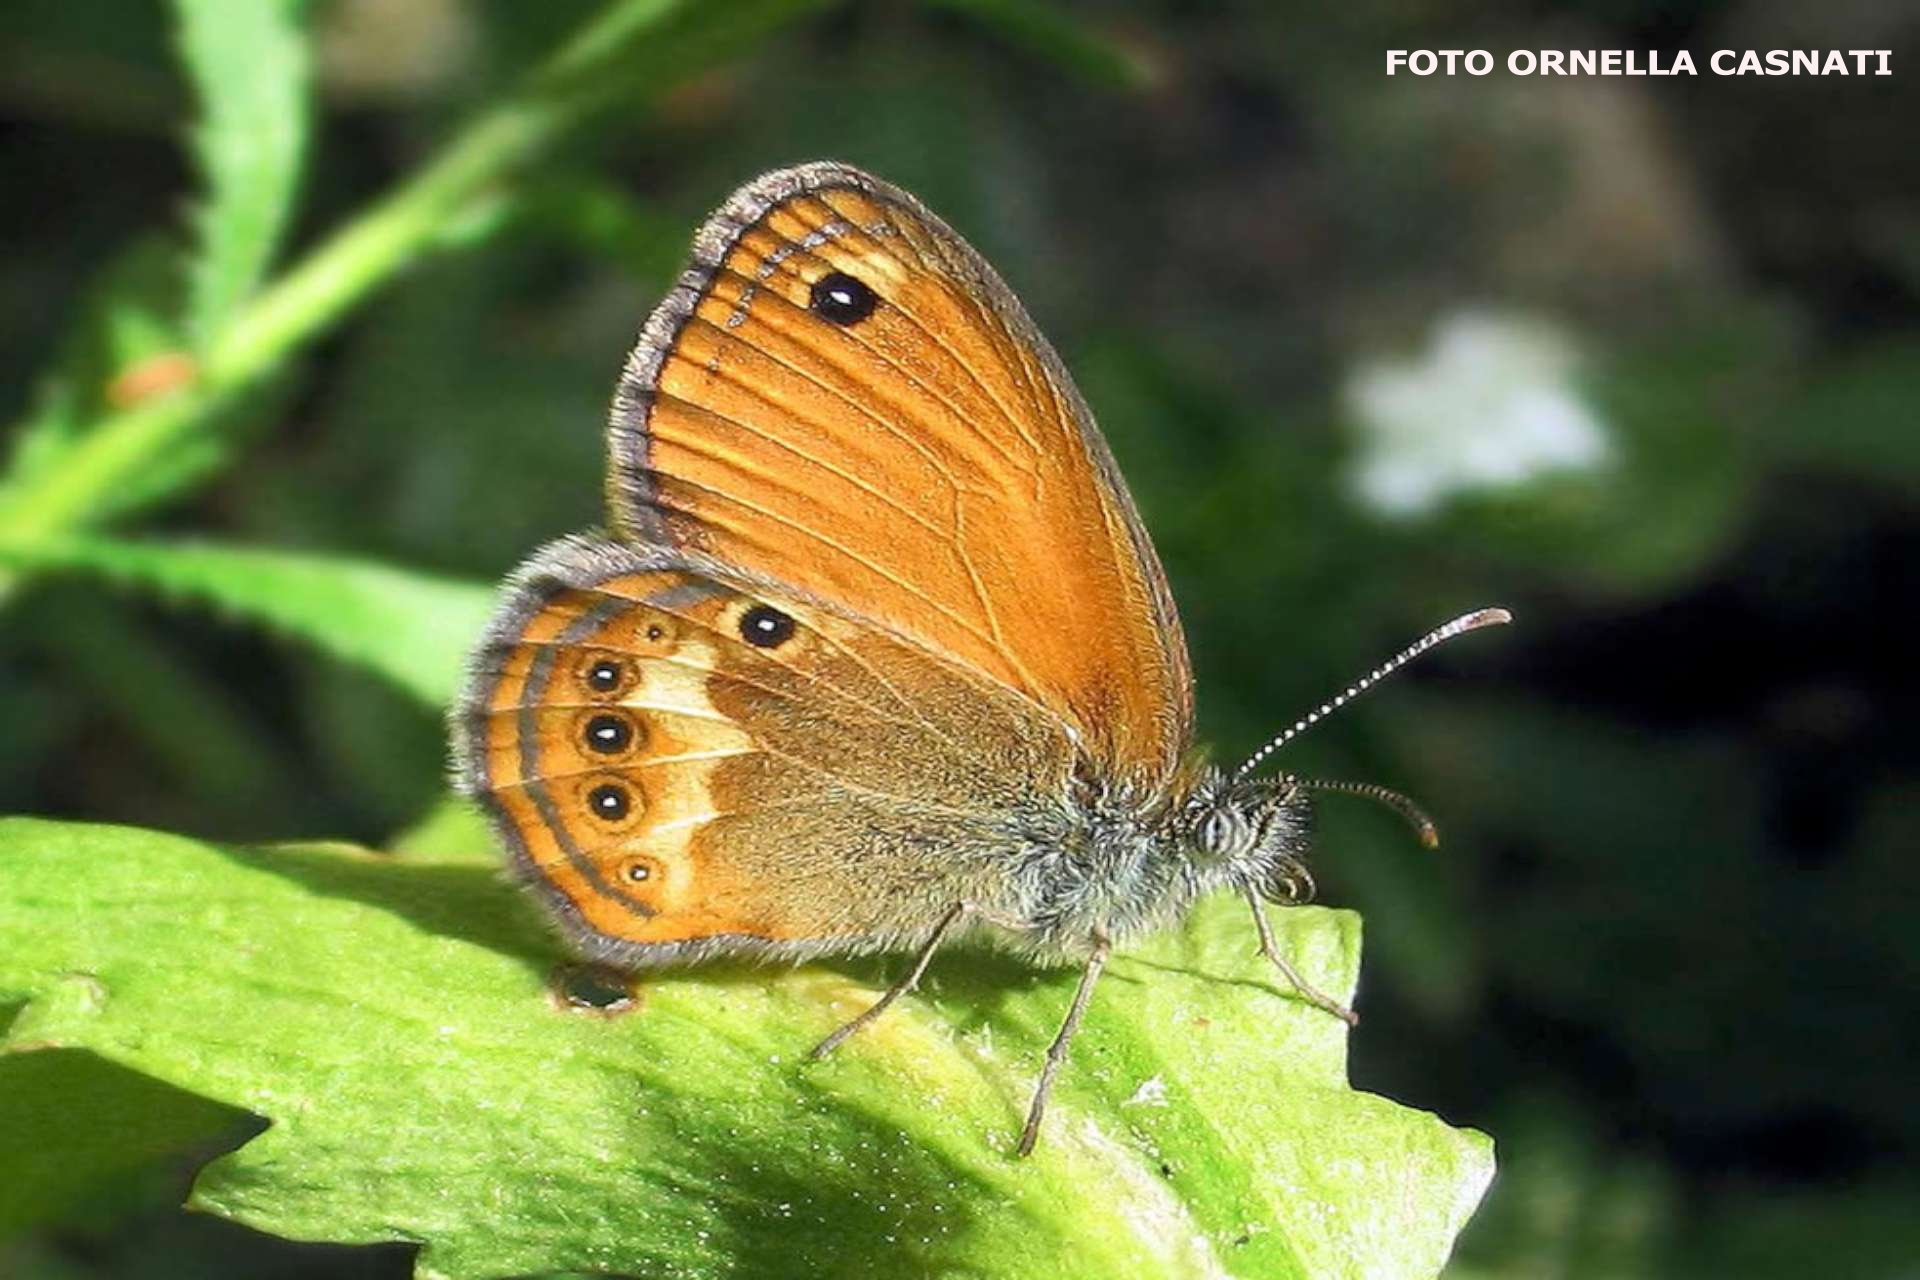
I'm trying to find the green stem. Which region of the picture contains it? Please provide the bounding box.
[0,0,823,549]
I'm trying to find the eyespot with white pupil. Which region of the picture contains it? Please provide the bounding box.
[739,604,795,648]
[584,658,624,694]
[584,713,634,754]
[587,783,630,821]
[809,272,877,325]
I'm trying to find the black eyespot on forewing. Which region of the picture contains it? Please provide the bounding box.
[739,604,796,649]
[809,271,877,325]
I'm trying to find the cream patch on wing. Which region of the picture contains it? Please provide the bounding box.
[613,624,755,917]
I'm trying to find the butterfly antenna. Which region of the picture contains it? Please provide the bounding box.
[1296,778,1441,849]
[1232,607,1512,782]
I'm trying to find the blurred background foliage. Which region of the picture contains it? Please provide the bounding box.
[2,0,1916,1276]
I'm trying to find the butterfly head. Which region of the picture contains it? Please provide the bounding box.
[1183,772,1320,904]
[1177,607,1515,906]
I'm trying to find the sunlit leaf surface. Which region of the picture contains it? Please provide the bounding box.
[0,817,1492,1279]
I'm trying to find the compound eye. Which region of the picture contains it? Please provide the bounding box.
[1197,807,1249,858]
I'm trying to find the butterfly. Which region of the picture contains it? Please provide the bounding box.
[452,161,1508,1155]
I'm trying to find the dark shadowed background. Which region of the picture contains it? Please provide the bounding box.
[3,0,1917,1276]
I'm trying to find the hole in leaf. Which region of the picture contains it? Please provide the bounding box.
[549,964,643,1017]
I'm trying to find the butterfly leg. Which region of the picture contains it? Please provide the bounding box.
[1015,930,1112,1157]
[1244,886,1358,1026]
[809,901,973,1060]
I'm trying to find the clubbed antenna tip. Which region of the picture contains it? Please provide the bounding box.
[1298,778,1442,849]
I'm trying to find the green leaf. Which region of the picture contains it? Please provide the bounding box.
[171,0,313,348]
[389,793,495,863]
[0,1,312,546]
[0,1048,254,1240]
[0,817,1492,1278]
[0,0,827,550]
[0,537,491,708]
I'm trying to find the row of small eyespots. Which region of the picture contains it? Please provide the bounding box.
[565,602,798,885]
[569,602,795,759]
[575,601,796,696]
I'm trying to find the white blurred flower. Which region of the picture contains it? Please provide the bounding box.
[1344,309,1612,518]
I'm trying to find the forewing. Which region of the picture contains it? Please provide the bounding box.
[606,162,1193,785]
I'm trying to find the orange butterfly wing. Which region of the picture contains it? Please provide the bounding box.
[458,536,1075,962]
[458,164,1199,959]
[605,162,1192,786]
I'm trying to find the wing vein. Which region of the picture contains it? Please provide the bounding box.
[653,387,953,542]
[679,309,978,493]
[657,470,1011,667]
